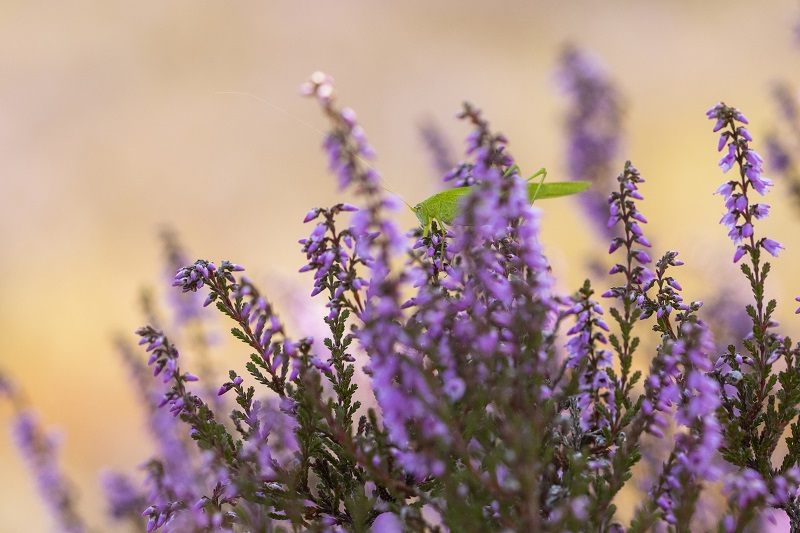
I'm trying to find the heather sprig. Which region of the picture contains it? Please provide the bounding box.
[169,256,374,529]
[300,71,404,261]
[708,102,780,263]
[573,162,652,530]
[135,326,241,531]
[629,320,722,532]
[174,260,299,395]
[300,202,367,319]
[593,161,722,532]
[708,102,800,528]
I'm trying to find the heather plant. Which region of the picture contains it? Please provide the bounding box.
[6,71,800,533]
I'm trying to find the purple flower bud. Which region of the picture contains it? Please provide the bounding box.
[718,132,729,151]
[631,250,651,264]
[738,126,752,141]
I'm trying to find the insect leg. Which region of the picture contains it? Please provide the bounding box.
[526,167,547,182]
[528,168,548,204]
[503,164,521,178]
[435,217,447,264]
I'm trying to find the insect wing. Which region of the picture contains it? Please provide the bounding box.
[528,181,591,202]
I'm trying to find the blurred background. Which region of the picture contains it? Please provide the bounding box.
[2,1,800,530]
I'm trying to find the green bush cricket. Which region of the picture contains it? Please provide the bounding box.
[412,167,591,237]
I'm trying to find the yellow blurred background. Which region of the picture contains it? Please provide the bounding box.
[2,1,800,530]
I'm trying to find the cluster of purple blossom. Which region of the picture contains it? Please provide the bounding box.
[710,103,783,263]
[4,61,800,532]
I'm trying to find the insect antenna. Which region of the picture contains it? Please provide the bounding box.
[216,91,326,136]
[217,91,409,208]
[377,185,414,212]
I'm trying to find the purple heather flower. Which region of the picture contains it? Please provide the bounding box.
[302,72,379,191]
[372,512,404,532]
[562,288,610,385]
[761,237,784,257]
[725,468,768,508]
[604,161,657,310]
[443,162,477,187]
[159,229,210,330]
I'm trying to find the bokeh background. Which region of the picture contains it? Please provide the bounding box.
[2,1,800,530]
